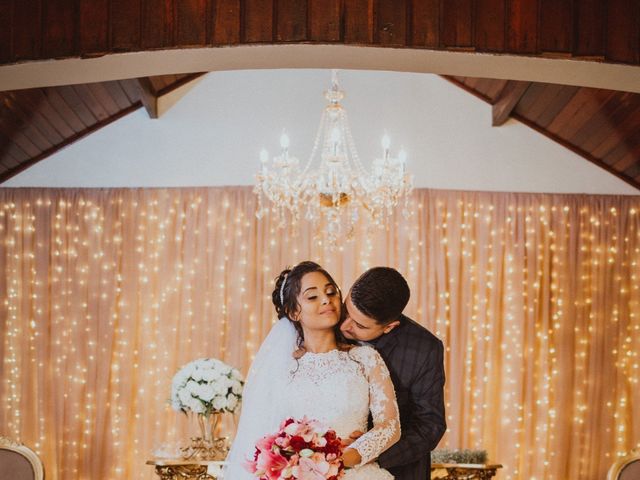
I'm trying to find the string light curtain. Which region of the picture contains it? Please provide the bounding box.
[0,187,638,480]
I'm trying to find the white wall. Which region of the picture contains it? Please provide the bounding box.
[4,69,638,194]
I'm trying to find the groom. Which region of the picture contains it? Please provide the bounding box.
[340,267,446,480]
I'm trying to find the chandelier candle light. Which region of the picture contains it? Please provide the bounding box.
[255,70,414,246]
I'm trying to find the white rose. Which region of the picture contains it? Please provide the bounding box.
[178,389,192,406]
[201,369,217,382]
[231,380,243,395]
[187,397,205,413]
[172,369,189,387]
[198,385,215,402]
[226,394,238,411]
[190,384,204,400]
[173,358,243,410]
[213,382,228,396]
[212,395,227,411]
[284,422,298,436]
[185,380,199,394]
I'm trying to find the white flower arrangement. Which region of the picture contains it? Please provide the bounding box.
[171,358,244,415]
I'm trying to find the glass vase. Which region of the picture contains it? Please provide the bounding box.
[181,411,228,460]
[197,412,221,443]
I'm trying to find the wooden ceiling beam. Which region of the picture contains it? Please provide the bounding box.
[155,73,206,97]
[136,77,159,119]
[136,73,205,119]
[155,74,206,118]
[492,81,531,126]
[2,0,638,68]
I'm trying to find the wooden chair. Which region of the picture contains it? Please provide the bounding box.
[607,449,640,480]
[0,436,44,480]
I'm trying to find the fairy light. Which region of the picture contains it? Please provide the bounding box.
[0,189,639,478]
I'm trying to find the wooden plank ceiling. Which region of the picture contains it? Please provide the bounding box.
[1,2,638,187]
[445,77,640,188]
[0,0,638,67]
[0,74,203,182]
[0,72,639,190]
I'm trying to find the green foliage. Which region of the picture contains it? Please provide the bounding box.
[431,448,488,465]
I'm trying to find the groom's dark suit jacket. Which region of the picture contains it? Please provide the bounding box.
[370,314,446,480]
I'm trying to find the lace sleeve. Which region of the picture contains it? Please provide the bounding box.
[349,346,401,466]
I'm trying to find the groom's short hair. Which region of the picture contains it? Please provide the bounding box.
[351,267,410,325]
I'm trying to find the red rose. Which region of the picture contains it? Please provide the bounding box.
[289,435,309,451]
[321,442,342,456]
[324,431,337,441]
[331,444,342,454]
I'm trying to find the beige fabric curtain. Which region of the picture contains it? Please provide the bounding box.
[0,187,638,480]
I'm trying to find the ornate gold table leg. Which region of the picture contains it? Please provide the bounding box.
[438,467,499,480]
[154,465,216,480]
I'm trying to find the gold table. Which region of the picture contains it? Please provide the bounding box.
[146,459,227,480]
[148,459,502,480]
[431,463,503,479]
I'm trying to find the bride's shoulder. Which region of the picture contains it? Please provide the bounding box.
[346,344,382,361]
[345,346,387,374]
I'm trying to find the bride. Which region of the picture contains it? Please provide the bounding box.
[224,261,400,479]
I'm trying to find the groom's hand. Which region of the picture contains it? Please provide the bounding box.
[341,430,364,447]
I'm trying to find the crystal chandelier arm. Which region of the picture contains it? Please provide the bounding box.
[341,109,369,177]
[299,108,328,178]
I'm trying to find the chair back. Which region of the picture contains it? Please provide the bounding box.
[0,437,44,480]
[607,449,640,480]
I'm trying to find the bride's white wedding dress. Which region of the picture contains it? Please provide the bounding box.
[277,346,399,479]
[224,338,400,480]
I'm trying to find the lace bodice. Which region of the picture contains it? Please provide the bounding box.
[223,338,400,480]
[274,345,400,467]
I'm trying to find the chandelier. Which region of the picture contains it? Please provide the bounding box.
[254,71,413,246]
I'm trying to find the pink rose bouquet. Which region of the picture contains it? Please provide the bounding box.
[245,416,345,480]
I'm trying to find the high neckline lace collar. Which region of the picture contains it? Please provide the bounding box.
[300,348,340,358]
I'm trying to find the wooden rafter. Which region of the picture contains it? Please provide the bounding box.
[136,73,206,119]
[445,75,640,192]
[0,74,206,182]
[136,77,158,119]
[492,81,532,126]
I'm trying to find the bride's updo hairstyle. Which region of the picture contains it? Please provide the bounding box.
[272,261,343,349]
